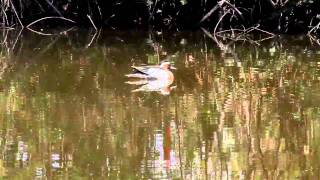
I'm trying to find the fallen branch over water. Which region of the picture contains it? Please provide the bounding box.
[202,23,276,53]
[26,16,76,28]
[26,16,76,35]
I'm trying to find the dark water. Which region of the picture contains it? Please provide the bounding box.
[0,29,320,179]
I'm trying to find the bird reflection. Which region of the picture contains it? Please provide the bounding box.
[126,79,176,95]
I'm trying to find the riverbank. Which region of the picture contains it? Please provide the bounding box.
[1,0,319,36]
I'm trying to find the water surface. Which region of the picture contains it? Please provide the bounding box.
[0,30,320,179]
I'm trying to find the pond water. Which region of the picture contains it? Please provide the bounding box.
[0,29,320,179]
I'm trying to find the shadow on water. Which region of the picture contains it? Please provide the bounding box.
[0,29,320,179]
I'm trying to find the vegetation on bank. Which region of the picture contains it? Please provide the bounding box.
[0,0,320,36]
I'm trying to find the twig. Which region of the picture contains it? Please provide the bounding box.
[243,26,256,34]
[87,15,97,30]
[94,0,102,19]
[214,9,230,41]
[201,28,215,41]
[105,14,115,24]
[1,7,9,26]
[308,22,320,35]
[9,0,24,27]
[256,36,276,42]
[215,33,246,41]
[216,28,244,34]
[254,27,275,36]
[224,0,243,19]
[202,27,226,51]
[33,0,45,12]
[200,4,220,23]
[44,0,63,17]
[150,0,159,21]
[27,16,75,28]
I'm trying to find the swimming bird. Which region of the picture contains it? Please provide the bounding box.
[126,61,175,81]
[126,61,176,95]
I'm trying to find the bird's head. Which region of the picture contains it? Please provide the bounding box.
[160,61,176,70]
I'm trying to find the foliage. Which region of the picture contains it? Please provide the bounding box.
[0,0,320,36]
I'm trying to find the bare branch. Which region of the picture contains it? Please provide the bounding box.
[9,0,24,27]
[26,16,76,28]
[44,0,63,17]
[87,15,98,30]
[200,4,219,23]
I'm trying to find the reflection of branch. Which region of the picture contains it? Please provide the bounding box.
[27,26,75,36]
[308,34,320,46]
[86,29,100,48]
[36,37,60,57]
[174,99,184,179]
[256,36,276,43]
[0,57,9,79]
[255,97,269,178]
[0,29,9,45]
[307,21,320,46]
[11,27,23,51]
[254,27,275,36]
[27,28,55,36]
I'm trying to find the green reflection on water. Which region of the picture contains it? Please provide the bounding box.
[0,30,320,179]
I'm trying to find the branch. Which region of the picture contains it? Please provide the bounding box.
[26,16,75,28]
[9,0,24,27]
[87,15,97,30]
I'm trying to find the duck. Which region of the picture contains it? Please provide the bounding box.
[125,61,176,95]
[126,61,175,82]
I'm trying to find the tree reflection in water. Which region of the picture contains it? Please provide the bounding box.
[0,30,319,179]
